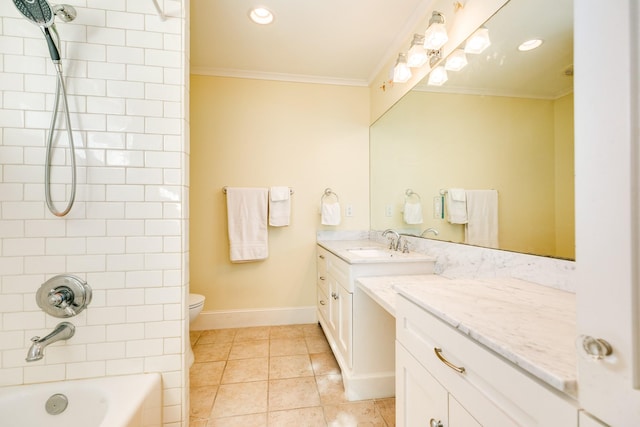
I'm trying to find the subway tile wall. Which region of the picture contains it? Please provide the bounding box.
[0,1,189,426]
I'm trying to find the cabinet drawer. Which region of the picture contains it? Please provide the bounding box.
[317,285,329,322]
[397,295,577,426]
[317,247,328,288]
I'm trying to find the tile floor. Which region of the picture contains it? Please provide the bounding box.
[189,323,395,426]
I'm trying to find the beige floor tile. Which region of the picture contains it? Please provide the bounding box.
[190,385,218,418]
[222,357,269,384]
[323,401,387,426]
[268,406,328,427]
[190,417,208,427]
[269,354,314,379]
[228,339,270,360]
[190,331,202,345]
[194,341,232,363]
[234,326,271,342]
[306,336,331,354]
[300,323,326,338]
[310,352,340,376]
[190,361,226,387]
[268,377,321,411]
[269,324,305,339]
[270,337,309,356]
[197,328,238,345]
[211,381,268,418]
[315,374,348,405]
[375,398,396,427]
[206,413,267,427]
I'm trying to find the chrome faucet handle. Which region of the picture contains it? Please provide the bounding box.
[37,275,91,318]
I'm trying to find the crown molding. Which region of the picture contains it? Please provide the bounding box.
[190,66,368,87]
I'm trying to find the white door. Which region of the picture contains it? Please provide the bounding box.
[574,1,640,424]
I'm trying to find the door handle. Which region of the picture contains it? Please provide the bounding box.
[580,336,613,360]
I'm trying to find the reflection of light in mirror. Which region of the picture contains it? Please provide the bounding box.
[424,11,448,50]
[445,49,468,71]
[518,39,543,51]
[427,66,448,86]
[408,34,428,67]
[393,53,412,83]
[465,27,491,54]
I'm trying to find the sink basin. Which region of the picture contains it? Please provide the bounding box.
[347,248,394,258]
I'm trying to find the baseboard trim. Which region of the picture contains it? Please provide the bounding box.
[190,306,317,330]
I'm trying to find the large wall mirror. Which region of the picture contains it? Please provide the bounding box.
[370,0,574,259]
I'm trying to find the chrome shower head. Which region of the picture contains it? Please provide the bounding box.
[12,0,55,27]
[12,0,60,62]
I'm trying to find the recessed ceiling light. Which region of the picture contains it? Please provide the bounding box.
[249,7,274,25]
[518,39,543,51]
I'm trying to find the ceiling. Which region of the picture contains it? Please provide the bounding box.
[189,0,430,86]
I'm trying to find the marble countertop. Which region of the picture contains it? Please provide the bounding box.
[356,275,578,397]
[317,239,436,264]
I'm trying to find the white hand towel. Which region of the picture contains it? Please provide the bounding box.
[321,202,341,226]
[446,188,468,224]
[269,186,291,227]
[464,189,499,248]
[226,187,269,262]
[403,201,423,224]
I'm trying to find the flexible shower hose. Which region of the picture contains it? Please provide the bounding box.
[45,62,76,217]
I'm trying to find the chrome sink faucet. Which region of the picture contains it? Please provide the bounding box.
[25,322,75,362]
[382,229,401,251]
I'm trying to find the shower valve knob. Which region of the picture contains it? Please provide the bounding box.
[37,275,92,318]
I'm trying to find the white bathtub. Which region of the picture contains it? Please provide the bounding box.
[0,373,162,427]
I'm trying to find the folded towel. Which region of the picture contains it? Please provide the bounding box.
[321,202,341,226]
[403,201,423,224]
[269,186,291,227]
[446,188,468,224]
[226,187,269,262]
[464,189,499,248]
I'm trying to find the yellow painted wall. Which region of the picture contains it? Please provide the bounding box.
[554,93,575,259]
[371,91,561,257]
[190,76,370,311]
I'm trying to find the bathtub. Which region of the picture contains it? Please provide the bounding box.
[0,373,162,427]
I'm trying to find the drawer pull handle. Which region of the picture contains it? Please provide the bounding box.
[319,276,326,281]
[320,300,326,305]
[430,419,443,427]
[331,292,339,300]
[319,255,325,259]
[434,347,465,374]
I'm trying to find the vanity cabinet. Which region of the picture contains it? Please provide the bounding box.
[396,294,578,426]
[316,243,435,400]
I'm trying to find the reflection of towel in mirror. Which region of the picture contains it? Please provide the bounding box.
[269,186,290,227]
[321,202,341,225]
[403,201,423,224]
[226,187,269,262]
[446,188,467,224]
[464,190,499,248]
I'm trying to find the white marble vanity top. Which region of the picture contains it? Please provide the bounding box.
[317,239,436,264]
[356,275,578,397]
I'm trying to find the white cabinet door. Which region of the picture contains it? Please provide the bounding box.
[336,282,352,368]
[575,1,640,425]
[327,277,340,338]
[449,395,480,427]
[396,342,448,427]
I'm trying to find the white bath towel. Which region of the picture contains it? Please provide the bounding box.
[226,187,269,262]
[321,201,341,226]
[269,186,291,227]
[464,189,499,248]
[446,188,468,224]
[403,201,423,224]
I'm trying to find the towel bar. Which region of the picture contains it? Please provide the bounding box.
[405,189,421,201]
[223,186,294,195]
[321,188,339,203]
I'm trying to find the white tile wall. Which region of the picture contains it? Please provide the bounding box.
[0,1,189,426]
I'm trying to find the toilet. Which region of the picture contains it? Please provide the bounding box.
[188,293,205,367]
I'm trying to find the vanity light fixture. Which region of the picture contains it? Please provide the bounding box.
[393,53,412,83]
[407,34,428,68]
[427,65,448,86]
[518,38,543,51]
[445,49,468,71]
[424,11,448,50]
[249,7,274,25]
[465,27,491,54]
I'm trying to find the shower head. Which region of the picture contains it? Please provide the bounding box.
[12,0,60,62]
[13,0,55,27]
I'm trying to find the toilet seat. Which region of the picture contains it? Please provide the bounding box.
[189,293,205,309]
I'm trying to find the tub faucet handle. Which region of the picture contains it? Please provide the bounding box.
[37,275,91,318]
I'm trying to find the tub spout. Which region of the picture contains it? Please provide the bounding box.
[26,322,75,362]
